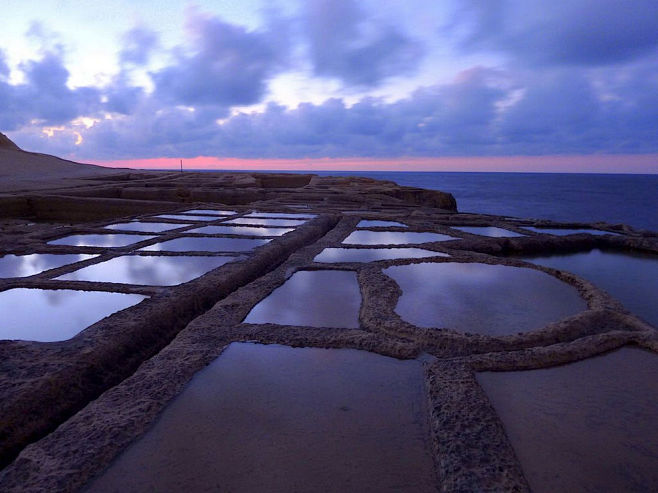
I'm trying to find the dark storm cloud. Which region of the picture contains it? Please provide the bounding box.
[152,11,288,107]
[304,0,423,86]
[455,0,658,66]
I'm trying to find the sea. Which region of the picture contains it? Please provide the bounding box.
[187,171,658,232]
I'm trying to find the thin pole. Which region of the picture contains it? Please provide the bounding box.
[180,159,183,173]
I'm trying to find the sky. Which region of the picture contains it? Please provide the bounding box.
[1,0,657,172]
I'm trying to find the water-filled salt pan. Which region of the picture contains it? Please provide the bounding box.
[188,225,294,236]
[384,262,585,335]
[140,237,269,253]
[451,226,525,237]
[343,230,455,245]
[245,212,316,219]
[224,218,307,227]
[478,347,658,492]
[181,209,236,216]
[87,343,436,492]
[155,214,222,222]
[244,270,361,327]
[522,227,619,236]
[357,220,407,228]
[314,247,448,263]
[0,254,96,278]
[48,234,155,248]
[0,288,147,341]
[57,255,237,286]
[104,222,191,233]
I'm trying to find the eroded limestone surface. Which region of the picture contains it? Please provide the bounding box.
[0,169,656,492]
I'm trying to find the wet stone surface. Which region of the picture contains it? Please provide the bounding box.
[477,347,658,492]
[139,237,270,253]
[451,226,525,237]
[0,253,96,278]
[384,262,586,335]
[0,288,147,341]
[314,247,448,263]
[87,343,437,493]
[57,255,239,286]
[48,234,156,248]
[244,270,361,327]
[519,248,658,326]
[343,230,455,245]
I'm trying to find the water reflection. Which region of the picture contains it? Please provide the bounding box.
[181,209,236,216]
[384,262,585,335]
[87,343,436,493]
[105,222,191,233]
[188,225,294,236]
[521,227,619,236]
[451,226,525,237]
[246,212,316,219]
[357,220,407,228]
[0,288,147,341]
[225,218,307,227]
[48,234,155,248]
[245,270,361,327]
[155,214,222,221]
[314,247,448,263]
[343,230,455,245]
[57,255,238,286]
[0,254,96,278]
[477,347,658,492]
[519,249,658,326]
[140,237,270,253]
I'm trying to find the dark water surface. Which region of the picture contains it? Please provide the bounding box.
[104,222,191,233]
[451,226,525,237]
[48,234,156,248]
[343,230,455,245]
[140,237,269,253]
[314,247,447,263]
[0,253,96,278]
[87,343,436,492]
[477,347,658,492]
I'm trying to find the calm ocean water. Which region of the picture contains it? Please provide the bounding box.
[189,171,658,232]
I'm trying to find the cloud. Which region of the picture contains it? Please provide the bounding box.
[152,10,289,107]
[454,0,658,66]
[303,0,423,86]
[120,26,159,65]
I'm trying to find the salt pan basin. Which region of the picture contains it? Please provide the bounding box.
[522,227,618,236]
[477,347,658,492]
[384,262,585,335]
[245,212,316,218]
[87,343,437,493]
[104,222,191,233]
[224,218,307,227]
[343,230,455,245]
[520,249,658,326]
[155,214,221,222]
[57,255,237,286]
[244,270,361,327]
[48,234,155,248]
[357,220,407,228]
[0,288,146,341]
[451,226,525,237]
[140,237,269,253]
[188,225,294,236]
[0,254,95,278]
[314,247,448,263]
[181,209,236,216]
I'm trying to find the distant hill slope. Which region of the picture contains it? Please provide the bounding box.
[0,133,121,192]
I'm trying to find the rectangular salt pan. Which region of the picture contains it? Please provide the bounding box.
[224,218,308,227]
[477,347,658,492]
[104,222,191,233]
[87,343,437,492]
[0,288,147,342]
[155,214,223,222]
[357,220,407,228]
[0,254,96,278]
[244,270,361,327]
[451,226,525,237]
[522,227,620,236]
[57,255,238,286]
[48,234,156,248]
[140,237,270,253]
[343,230,455,245]
[245,212,316,219]
[181,209,237,216]
[188,225,294,237]
[314,247,448,263]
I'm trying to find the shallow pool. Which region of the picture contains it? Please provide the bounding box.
[384,262,585,335]
[57,255,238,286]
[0,254,96,278]
[451,226,525,237]
[155,214,222,222]
[180,209,236,216]
[0,288,147,341]
[245,212,316,219]
[224,218,308,227]
[519,249,658,326]
[188,225,294,236]
[48,234,155,248]
[477,347,658,492]
[140,237,270,253]
[314,247,448,263]
[244,270,361,327]
[87,343,436,492]
[343,230,455,245]
[104,222,191,233]
[357,220,407,228]
[521,227,619,236]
